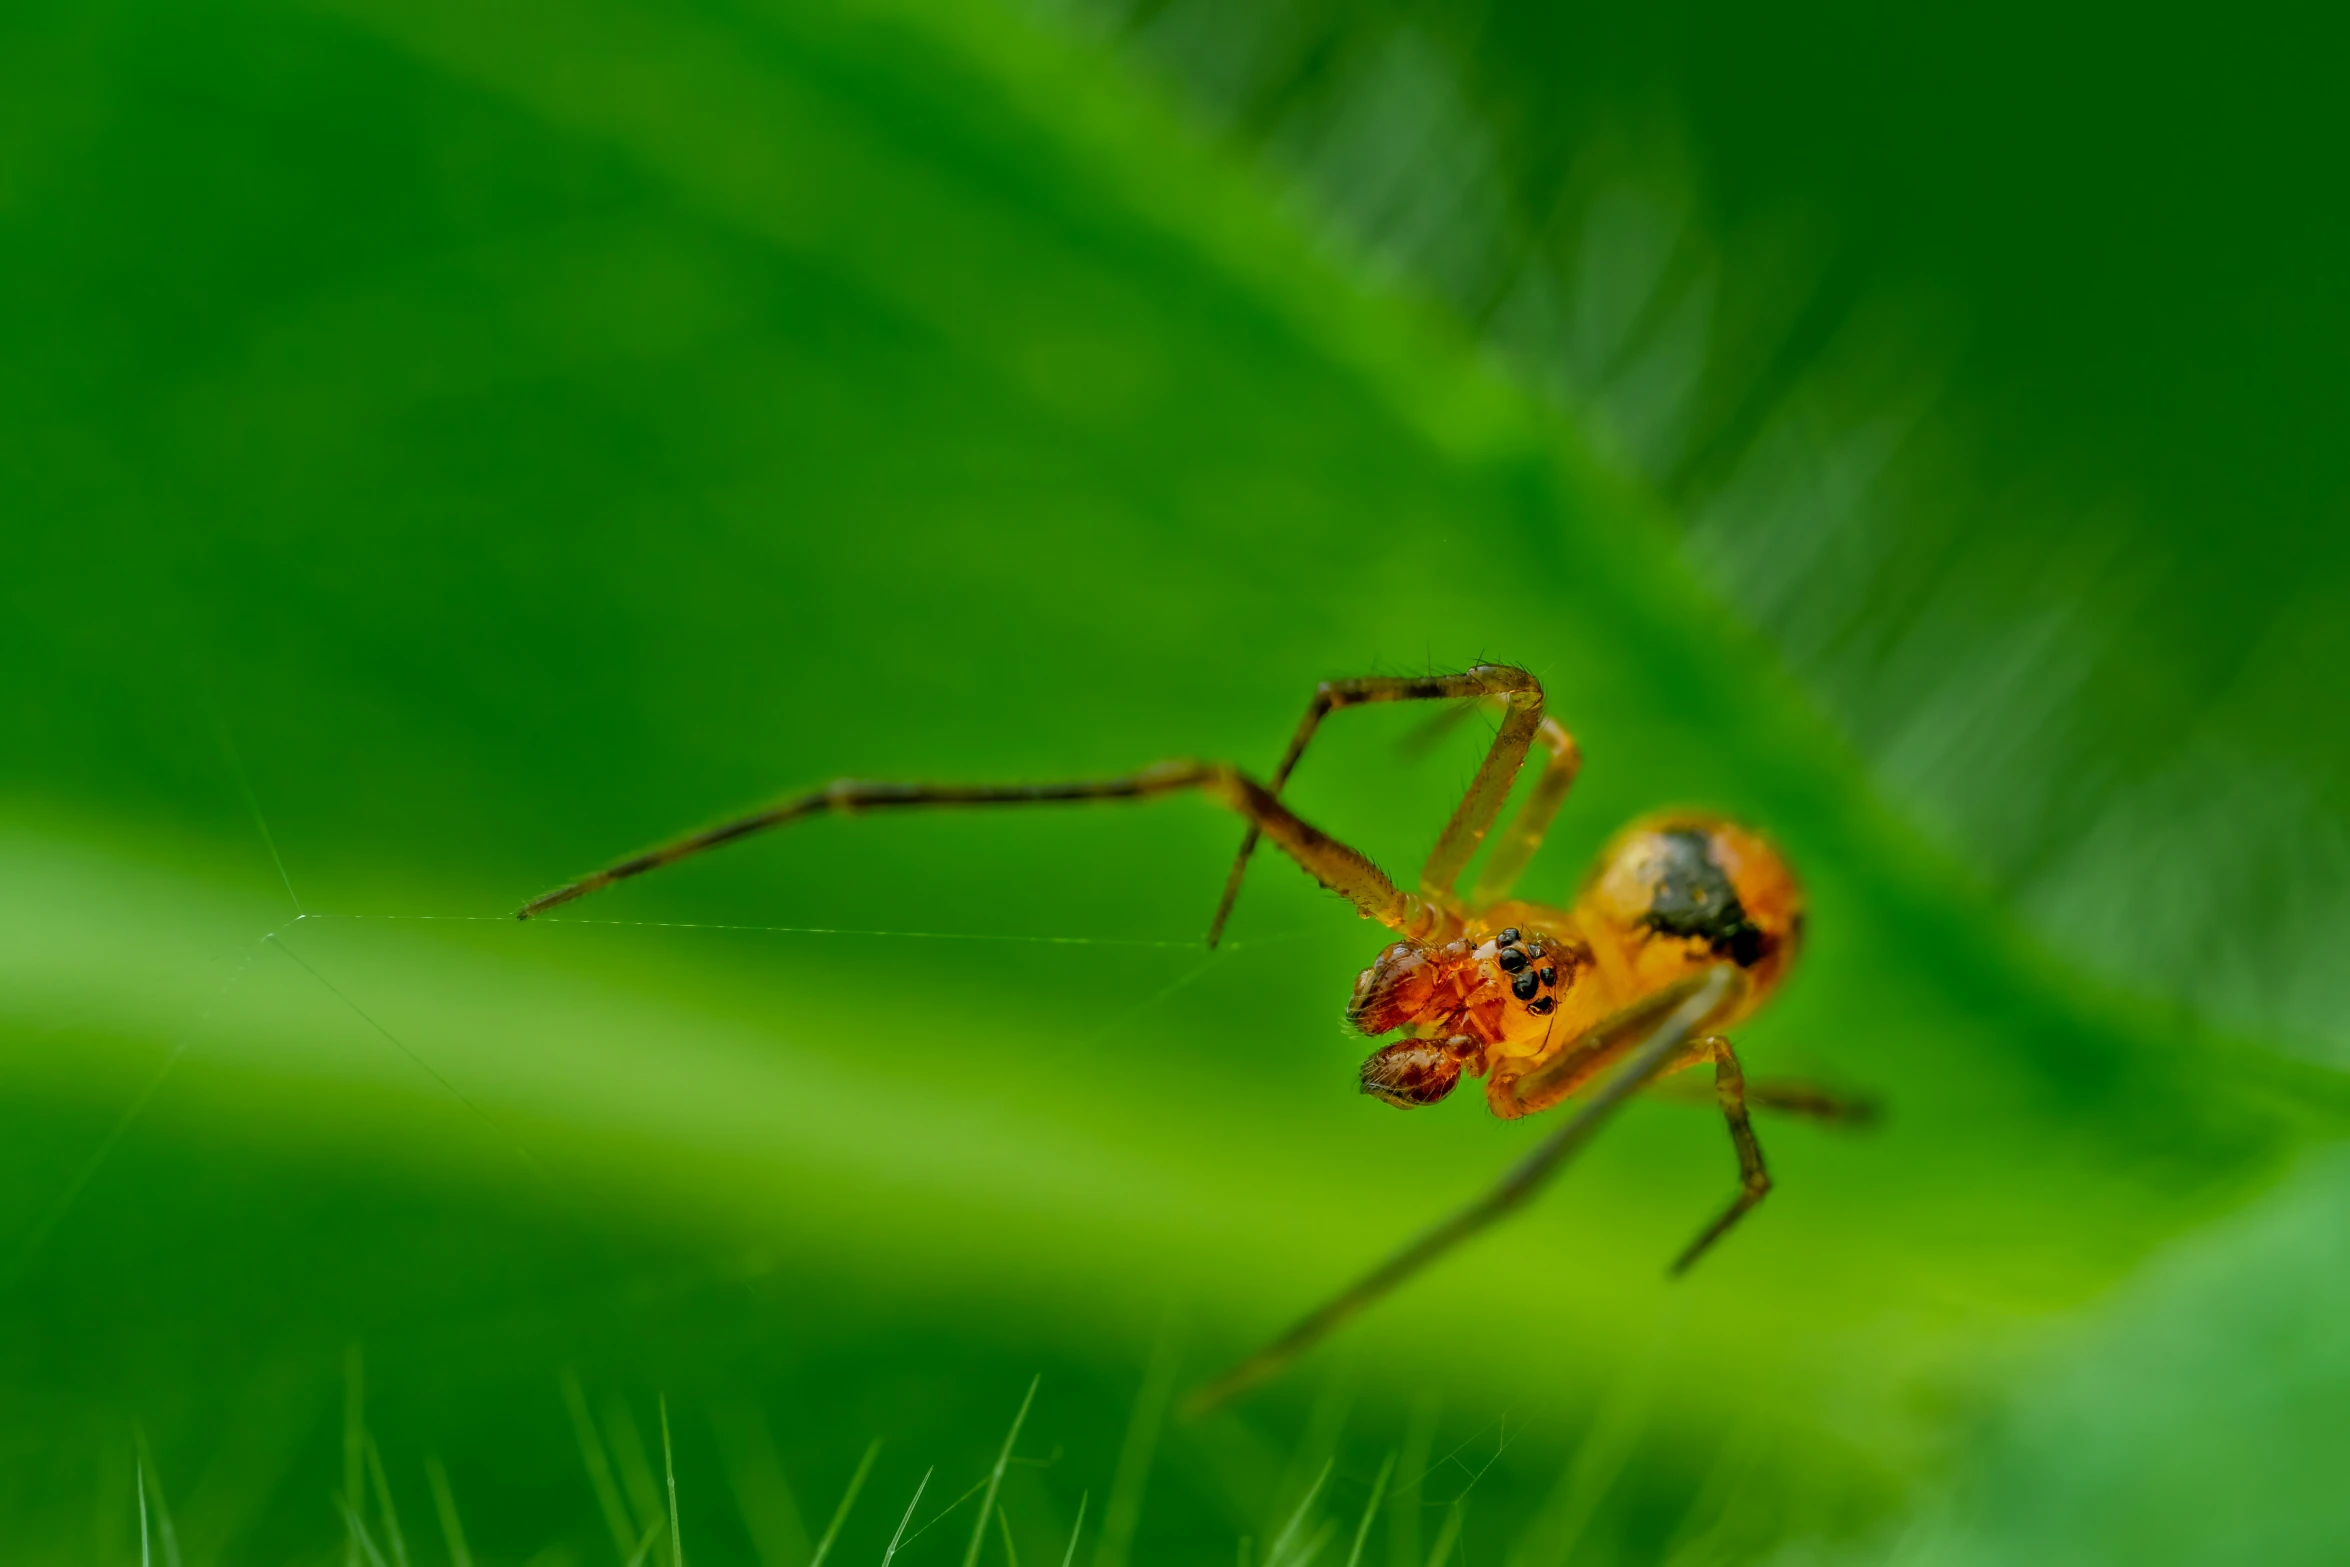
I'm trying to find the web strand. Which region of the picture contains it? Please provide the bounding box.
[200,694,304,917]
[266,931,570,1203]
[2,920,296,1289]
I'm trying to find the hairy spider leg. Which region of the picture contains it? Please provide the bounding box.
[1208,666,1581,945]
[1465,713,1579,908]
[516,760,1458,941]
[1185,966,1743,1416]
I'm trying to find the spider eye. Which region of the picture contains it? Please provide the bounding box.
[1538,966,1556,986]
[1510,970,1540,1001]
[1528,996,1557,1015]
[1497,947,1528,974]
[1498,928,1522,945]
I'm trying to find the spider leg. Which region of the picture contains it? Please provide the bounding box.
[1668,1036,1772,1274]
[1743,1078,1879,1125]
[1209,667,1581,944]
[517,760,1447,940]
[1644,1073,1879,1126]
[1184,966,1742,1416]
[1464,714,1578,906]
[1504,1024,1780,1272]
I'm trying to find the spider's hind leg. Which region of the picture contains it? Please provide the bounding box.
[1744,1078,1880,1125]
[1644,1073,1878,1126]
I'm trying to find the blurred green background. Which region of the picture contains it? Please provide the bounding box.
[5,0,2347,1561]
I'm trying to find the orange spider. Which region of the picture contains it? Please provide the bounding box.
[519,666,1859,1408]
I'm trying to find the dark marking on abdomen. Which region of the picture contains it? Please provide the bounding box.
[1643,828,1770,967]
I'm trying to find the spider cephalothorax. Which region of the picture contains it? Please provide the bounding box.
[1350,926,1593,1106]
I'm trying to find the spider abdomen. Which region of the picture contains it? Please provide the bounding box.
[1577,812,1803,1027]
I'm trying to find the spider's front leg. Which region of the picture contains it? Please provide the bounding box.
[518,760,1453,942]
[1211,667,1581,944]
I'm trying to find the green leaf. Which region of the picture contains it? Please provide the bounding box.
[0,0,2339,1562]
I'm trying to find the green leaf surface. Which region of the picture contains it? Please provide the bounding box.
[3,0,2342,1561]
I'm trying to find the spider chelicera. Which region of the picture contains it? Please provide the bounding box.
[519,666,1864,1409]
